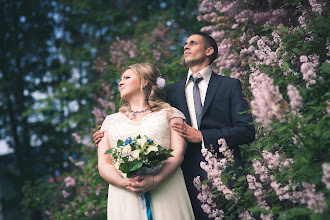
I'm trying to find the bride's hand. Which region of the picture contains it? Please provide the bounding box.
[126,175,155,194]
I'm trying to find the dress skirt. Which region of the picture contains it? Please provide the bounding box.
[107,168,194,220]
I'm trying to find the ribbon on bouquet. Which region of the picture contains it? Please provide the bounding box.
[137,192,153,220]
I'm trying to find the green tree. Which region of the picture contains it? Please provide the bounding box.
[18,0,204,219]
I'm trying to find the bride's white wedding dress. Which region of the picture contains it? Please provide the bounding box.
[100,107,195,220]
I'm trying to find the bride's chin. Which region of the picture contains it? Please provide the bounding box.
[120,94,129,102]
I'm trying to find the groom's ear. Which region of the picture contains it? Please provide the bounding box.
[206,47,214,57]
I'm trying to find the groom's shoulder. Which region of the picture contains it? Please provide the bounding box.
[163,78,185,92]
[214,73,240,85]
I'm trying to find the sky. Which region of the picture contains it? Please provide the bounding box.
[0,140,13,156]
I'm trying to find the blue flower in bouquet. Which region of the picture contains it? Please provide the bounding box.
[124,137,132,145]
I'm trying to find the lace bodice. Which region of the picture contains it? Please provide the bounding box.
[100,107,185,149]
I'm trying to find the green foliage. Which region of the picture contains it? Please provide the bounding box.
[18,0,202,218]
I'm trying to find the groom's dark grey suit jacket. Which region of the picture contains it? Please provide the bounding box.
[164,72,255,218]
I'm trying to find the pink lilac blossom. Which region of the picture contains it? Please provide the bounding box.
[326,41,330,61]
[298,11,308,30]
[86,143,95,148]
[265,9,287,26]
[216,0,241,16]
[321,163,330,190]
[252,159,269,182]
[214,40,242,76]
[235,9,254,23]
[194,139,239,218]
[93,57,107,73]
[75,161,85,167]
[197,12,227,23]
[62,190,70,198]
[210,30,226,42]
[72,133,81,144]
[92,107,107,124]
[153,50,162,61]
[249,68,284,129]
[260,213,274,220]
[96,188,101,196]
[109,38,137,68]
[199,0,215,13]
[249,36,260,45]
[287,85,303,112]
[201,25,219,33]
[247,173,271,211]
[301,182,327,213]
[309,0,324,15]
[238,209,255,220]
[64,176,76,187]
[252,31,285,67]
[194,179,225,219]
[45,210,52,216]
[326,101,330,116]
[300,54,319,88]
[231,23,239,29]
[270,179,302,203]
[262,150,280,170]
[97,98,116,112]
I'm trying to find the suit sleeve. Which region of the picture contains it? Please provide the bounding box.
[201,79,255,149]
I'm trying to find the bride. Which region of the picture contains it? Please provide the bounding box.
[97,63,195,219]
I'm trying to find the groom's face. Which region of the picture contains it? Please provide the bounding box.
[183,35,209,67]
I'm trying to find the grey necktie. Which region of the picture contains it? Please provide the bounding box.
[190,75,203,128]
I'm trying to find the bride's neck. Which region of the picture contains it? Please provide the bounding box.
[128,98,149,111]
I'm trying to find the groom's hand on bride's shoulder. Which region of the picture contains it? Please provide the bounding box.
[93,125,104,147]
[172,121,203,143]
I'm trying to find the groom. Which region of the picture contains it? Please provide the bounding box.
[164,32,255,219]
[93,32,255,219]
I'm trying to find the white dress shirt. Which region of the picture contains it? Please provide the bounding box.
[185,66,212,130]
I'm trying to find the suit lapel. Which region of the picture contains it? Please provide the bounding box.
[176,79,191,125]
[202,72,222,117]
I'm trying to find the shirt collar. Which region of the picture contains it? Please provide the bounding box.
[185,66,212,86]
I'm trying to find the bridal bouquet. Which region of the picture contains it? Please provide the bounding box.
[105,135,173,178]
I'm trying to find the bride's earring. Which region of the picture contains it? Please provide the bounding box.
[143,87,149,93]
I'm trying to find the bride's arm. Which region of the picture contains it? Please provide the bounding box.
[98,132,131,188]
[127,117,186,193]
[154,117,187,183]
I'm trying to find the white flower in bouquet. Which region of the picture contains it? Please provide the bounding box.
[131,149,141,159]
[146,145,158,154]
[122,144,132,155]
[136,137,148,148]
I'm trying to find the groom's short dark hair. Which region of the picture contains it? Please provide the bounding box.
[191,32,218,65]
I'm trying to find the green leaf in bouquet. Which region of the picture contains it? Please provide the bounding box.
[117,139,124,147]
[155,154,169,161]
[126,172,134,178]
[150,159,160,167]
[104,148,113,155]
[146,151,158,159]
[119,163,130,173]
[122,157,129,163]
[129,160,143,172]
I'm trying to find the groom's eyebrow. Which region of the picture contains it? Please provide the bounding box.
[184,40,197,46]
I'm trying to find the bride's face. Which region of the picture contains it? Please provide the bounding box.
[118,69,142,101]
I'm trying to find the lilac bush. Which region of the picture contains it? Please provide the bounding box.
[194,0,329,219]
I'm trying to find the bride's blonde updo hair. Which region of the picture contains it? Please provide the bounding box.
[119,63,172,117]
